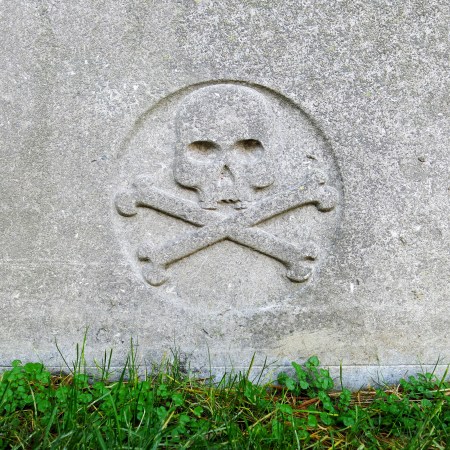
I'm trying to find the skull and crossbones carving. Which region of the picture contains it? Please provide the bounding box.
[115,85,338,286]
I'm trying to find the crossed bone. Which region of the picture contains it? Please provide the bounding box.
[115,172,338,286]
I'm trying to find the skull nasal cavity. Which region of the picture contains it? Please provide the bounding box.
[219,166,234,186]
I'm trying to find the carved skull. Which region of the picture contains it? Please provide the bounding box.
[174,85,275,209]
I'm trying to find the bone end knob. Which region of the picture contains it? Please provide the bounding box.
[305,169,327,185]
[115,191,138,217]
[301,243,319,261]
[142,264,168,286]
[286,265,312,283]
[316,186,338,212]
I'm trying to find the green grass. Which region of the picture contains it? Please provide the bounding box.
[0,342,449,449]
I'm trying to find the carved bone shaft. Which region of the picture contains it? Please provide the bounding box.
[116,176,337,227]
[119,179,337,285]
[115,183,211,226]
[138,218,317,275]
[117,183,318,283]
[226,227,317,282]
[241,183,337,227]
[138,181,337,267]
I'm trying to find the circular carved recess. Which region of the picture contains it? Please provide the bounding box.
[113,82,342,313]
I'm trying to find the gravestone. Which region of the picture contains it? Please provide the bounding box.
[0,1,449,387]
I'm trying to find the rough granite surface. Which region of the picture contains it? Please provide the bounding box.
[0,1,449,386]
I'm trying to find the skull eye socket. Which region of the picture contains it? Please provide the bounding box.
[187,140,218,161]
[234,139,264,162]
[236,139,262,150]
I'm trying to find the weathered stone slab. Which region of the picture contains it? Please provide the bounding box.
[0,1,449,387]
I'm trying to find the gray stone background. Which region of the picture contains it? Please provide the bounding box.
[0,0,449,387]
